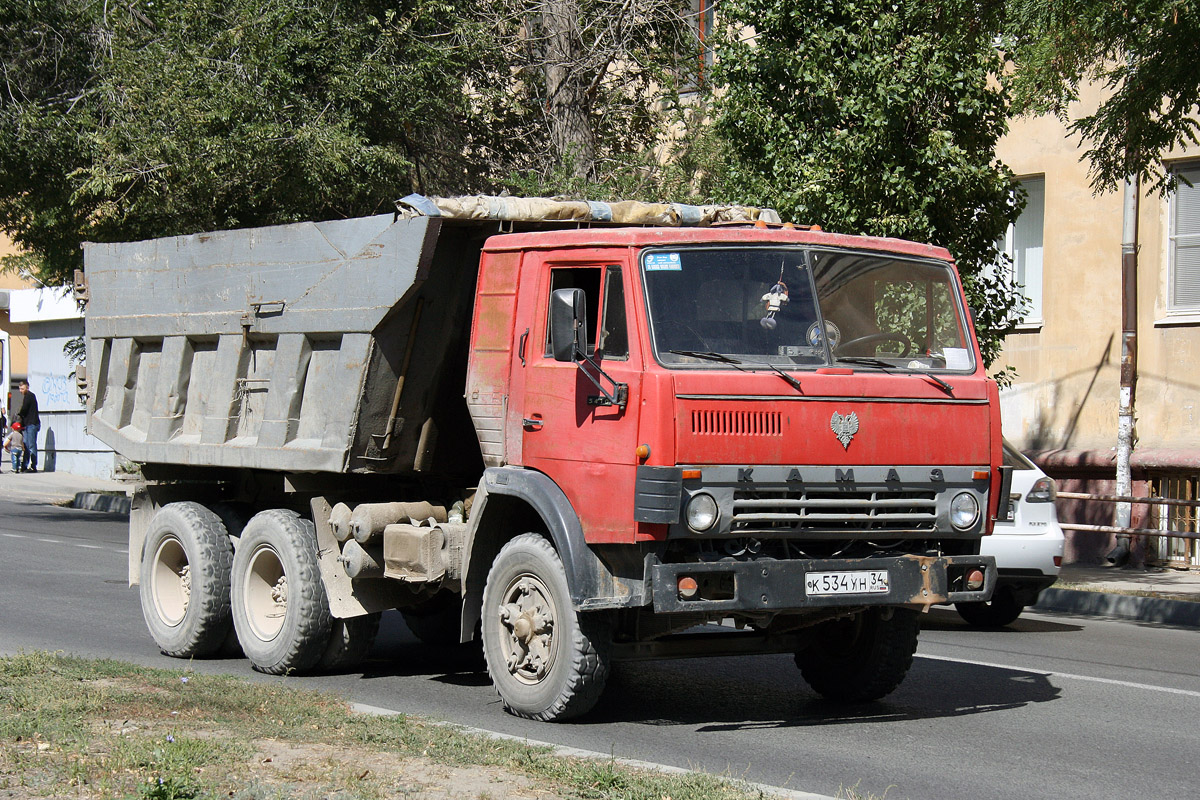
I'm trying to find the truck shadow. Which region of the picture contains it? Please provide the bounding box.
[355,613,1064,727]
[583,654,1062,729]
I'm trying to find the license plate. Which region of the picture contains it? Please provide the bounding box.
[805,570,890,596]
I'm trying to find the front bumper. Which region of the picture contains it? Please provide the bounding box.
[650,553,996,613]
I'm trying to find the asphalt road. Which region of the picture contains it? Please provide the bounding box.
[2,499,1198,800]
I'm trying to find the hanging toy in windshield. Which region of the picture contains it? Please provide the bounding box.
[760,276,789,330]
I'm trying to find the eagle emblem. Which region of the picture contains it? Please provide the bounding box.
[831,411,859,449]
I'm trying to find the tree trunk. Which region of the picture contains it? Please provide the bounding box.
[541,0,595,179]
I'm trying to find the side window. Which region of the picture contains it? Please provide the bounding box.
[545,267,601,357]
[599,266,629,359]
[1170,162,1200,312]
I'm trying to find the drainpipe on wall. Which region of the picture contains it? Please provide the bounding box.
[1109,173,1140,567]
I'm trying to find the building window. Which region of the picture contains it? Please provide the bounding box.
[688,0,716,88]
[998,177,1045,325]
[1169,162,1200,312]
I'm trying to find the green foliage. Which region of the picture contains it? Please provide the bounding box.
[711,0,1024,365]
[1005,0,1200,194]
[0,0,505,285]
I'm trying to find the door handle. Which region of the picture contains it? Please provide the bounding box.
[522,417,543,430]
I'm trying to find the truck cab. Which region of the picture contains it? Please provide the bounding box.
[461,225,1000,717]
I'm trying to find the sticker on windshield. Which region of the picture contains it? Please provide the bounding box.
[943,347,971,369]
[644,252,683,271]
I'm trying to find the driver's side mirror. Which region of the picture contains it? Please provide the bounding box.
[550,288,588,363]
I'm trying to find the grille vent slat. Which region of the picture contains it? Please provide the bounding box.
[732,489,938,534]
[691,410,783,436]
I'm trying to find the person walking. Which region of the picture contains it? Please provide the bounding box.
[16,380,39,473]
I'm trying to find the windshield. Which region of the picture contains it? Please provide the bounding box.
[642,246,974,371]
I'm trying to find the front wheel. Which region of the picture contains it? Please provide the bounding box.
[795,607,920,703]
[231,510,332,675]
[481,533,610,721]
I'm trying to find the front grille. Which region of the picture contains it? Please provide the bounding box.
[732,489,938,535]
[691,409,783,436]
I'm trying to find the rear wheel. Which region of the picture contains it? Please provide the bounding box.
[795,607,920,702]
[481,533,610,721]
[955,588,1025,628]
[231,510,332,674]
[139,502,234,658]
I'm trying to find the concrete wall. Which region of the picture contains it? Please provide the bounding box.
[10,288,118,479]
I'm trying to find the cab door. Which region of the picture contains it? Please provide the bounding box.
[514,258,643,543]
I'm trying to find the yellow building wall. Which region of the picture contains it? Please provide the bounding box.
[996,82,1200,455]
[0,232,31,381]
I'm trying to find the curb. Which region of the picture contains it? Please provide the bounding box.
[1033,586,1200,628]
[73,492,132,514]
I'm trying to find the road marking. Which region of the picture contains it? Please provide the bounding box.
[2,531,124,554]
[350,702,838,800]
[920,653,1200,699]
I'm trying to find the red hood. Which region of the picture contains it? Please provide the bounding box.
[669,369,992,467]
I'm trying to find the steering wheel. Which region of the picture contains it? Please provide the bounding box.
[834,331,913,357]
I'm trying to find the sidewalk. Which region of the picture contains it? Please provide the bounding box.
[0,467,132,510]
[1033,562,1200,627]
[7,469,1200,625]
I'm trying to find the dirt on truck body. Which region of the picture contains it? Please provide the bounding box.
[81,194,1004,721]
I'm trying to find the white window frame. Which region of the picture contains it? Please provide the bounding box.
[1167,161,1200,316]
[997,176,1045,329]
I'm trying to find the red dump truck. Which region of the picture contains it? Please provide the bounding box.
[81,195,1003,721]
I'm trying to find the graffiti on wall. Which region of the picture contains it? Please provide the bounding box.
[38,374,78,408]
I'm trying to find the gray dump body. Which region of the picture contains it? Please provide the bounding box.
[83,195,778,477]
[83,212,480,475]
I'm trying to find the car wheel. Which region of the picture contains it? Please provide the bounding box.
[955,589,1025,627]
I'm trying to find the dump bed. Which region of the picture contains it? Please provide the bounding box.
[82,195,777,476]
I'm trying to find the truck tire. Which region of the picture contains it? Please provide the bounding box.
[481,533,611,721]
[139,502,235,658]
[318,613,381,672]
[795,607,920,703]
[955,588,1025,628]
[402,593,466,646]
[208,501,255,657]
[231,509,332,675]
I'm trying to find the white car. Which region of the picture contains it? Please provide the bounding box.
[955,440,1065,627]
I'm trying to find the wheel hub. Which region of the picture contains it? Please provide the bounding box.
[497,576,556,684]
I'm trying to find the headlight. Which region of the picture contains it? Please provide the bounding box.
[685,493,719,532]
[1025,477,1057,503]
[950,492,980,530]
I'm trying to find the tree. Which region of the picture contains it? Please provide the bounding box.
[1005,0,1200,193]
[0,0,709,285]
[711,0,1024,367]
[0,0,506,285]
[485,0,698,189]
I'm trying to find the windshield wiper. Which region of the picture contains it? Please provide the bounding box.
[834,356,894,369]
[667,350,741,364]
[667,350,803,393]
[834,356,954,396]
